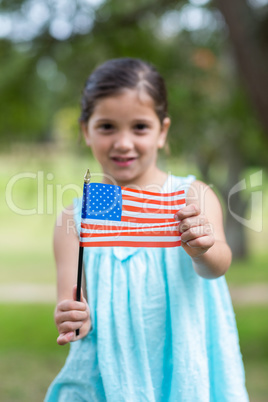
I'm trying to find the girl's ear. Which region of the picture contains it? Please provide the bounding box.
[157,117,171,149]
[81,121,91,147]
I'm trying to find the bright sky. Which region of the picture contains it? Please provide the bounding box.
[0,0,267,41]
[0,0,101,41]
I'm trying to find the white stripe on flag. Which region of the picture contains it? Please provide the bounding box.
[122,199,184,210]
[122,210,174,219]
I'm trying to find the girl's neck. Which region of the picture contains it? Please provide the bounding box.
[102,168,168,193]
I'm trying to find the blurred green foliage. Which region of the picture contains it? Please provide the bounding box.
[1,3,268,401]
[1,0,268,257]
[0,0,266,155]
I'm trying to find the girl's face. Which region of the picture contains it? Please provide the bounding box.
[82,88,170,187]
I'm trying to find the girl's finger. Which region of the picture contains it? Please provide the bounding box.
[174,204,200,221]
[56,309,88,325]
[178,215,208,233]
[57,299,87,312]
[181,224,213,243]
[57,331,75,346]
[58,320,83,334]
[185,234,215,249]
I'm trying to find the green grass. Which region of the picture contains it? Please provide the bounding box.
[0,303,267,401]
[235,306,268,361]
[226,253,268,285]
[0,304,69,402]
[0,351,67,402]
[234,305,268,401]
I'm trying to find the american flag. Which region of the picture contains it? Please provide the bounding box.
[79,182,186,248]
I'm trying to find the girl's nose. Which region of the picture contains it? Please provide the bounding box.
[113,132,134,151]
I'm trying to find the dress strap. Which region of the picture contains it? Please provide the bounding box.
[162,174,196,194]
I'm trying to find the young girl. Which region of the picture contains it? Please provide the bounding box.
[45,58,248,401]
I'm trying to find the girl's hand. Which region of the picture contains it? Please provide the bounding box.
[54,285,91,346]
[174,204,215,259]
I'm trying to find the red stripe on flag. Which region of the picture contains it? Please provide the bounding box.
[80,240,181,247]
[121,187,185,197]
[81,221,179,231]
[80,230,180,238]
[121,216,175,223]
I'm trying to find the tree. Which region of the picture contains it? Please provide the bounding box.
[215,0,268,136]
[0,0,267,257]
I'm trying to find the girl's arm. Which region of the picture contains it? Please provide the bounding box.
[175,180,232,279]
[53,205,91,345]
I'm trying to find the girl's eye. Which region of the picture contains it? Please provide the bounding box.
[99,123,114,131]
[135,123,148,131]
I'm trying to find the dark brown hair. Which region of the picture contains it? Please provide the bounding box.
[80,58,168,124]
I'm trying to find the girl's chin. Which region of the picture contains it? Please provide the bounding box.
[104,171,140,187]
[114,176,137,187]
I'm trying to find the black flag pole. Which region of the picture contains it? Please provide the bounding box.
[76,169,91,337]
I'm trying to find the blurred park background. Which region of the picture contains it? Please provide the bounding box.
[0,0,268,400]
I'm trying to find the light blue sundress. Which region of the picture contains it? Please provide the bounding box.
[45,175,248,402]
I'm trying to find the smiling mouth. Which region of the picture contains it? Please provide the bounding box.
[111,157,136,161]
[110,157,137,166]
